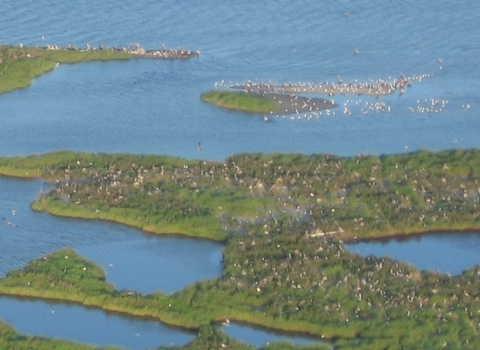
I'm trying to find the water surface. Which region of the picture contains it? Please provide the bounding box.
[346,232,480,275]
[222,323,326,348]
[1,0,479,161]
[0,297,194,350]
[0,176,223,295]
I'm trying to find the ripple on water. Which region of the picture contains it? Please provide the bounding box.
[0,176,224,293]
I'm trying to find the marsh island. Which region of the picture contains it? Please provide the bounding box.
[0,149,479,349]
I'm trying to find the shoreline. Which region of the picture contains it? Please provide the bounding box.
[2,149,480,245]
[30,199,228,242]
[45,42,200,59]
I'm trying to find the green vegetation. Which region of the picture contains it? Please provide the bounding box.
[0,318,121,350]
[1,149,480,348]
[1,229,480,348]
[0,45,130,94]
[2,149,480,241]
[201,90,278,113]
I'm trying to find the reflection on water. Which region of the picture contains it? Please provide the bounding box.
[222,323,326,348]
[0,297,194,350]
[346,232,480,275]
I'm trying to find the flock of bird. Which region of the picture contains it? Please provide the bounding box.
[212,68,473,122]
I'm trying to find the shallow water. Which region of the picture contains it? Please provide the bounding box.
[1,0,479,161]
[222,323,326,348]
[346,232,480,276]
[0,297,194,349]
[0,177,223,295]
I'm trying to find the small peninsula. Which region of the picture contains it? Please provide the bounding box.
[0,43,199,94]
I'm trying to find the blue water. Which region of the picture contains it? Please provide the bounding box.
[0,297,194,350]
[222,323,325,348]
[346,232,480,276]
[0,177,223,295]
[1,0,480,348]
[1,0,479,161]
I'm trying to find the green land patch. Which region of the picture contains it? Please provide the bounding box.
[0,45,131,94]
[1,149,480,348]
[201,90,278,114]
[2,231,480,349]
[2,149,480,242]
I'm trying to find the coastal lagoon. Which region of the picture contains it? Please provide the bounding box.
[1,0,480,348]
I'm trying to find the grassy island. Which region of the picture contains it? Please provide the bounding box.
[0,149,480,348]
[201,90,337,116]
[201,90,278,114]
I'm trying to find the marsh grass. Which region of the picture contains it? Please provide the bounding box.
[2,149,480,242]
[201,90,277,113]
[2,225,480,349]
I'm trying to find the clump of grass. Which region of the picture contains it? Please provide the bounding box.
[201,90,277,113]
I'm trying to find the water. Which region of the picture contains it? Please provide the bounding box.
[0,297,194,349]
[1,0,479,161]
[0,176,223,295]
[78,236,223,295]
[346,232,480,276]
[1,0,480,347]
[222,323,325,348]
